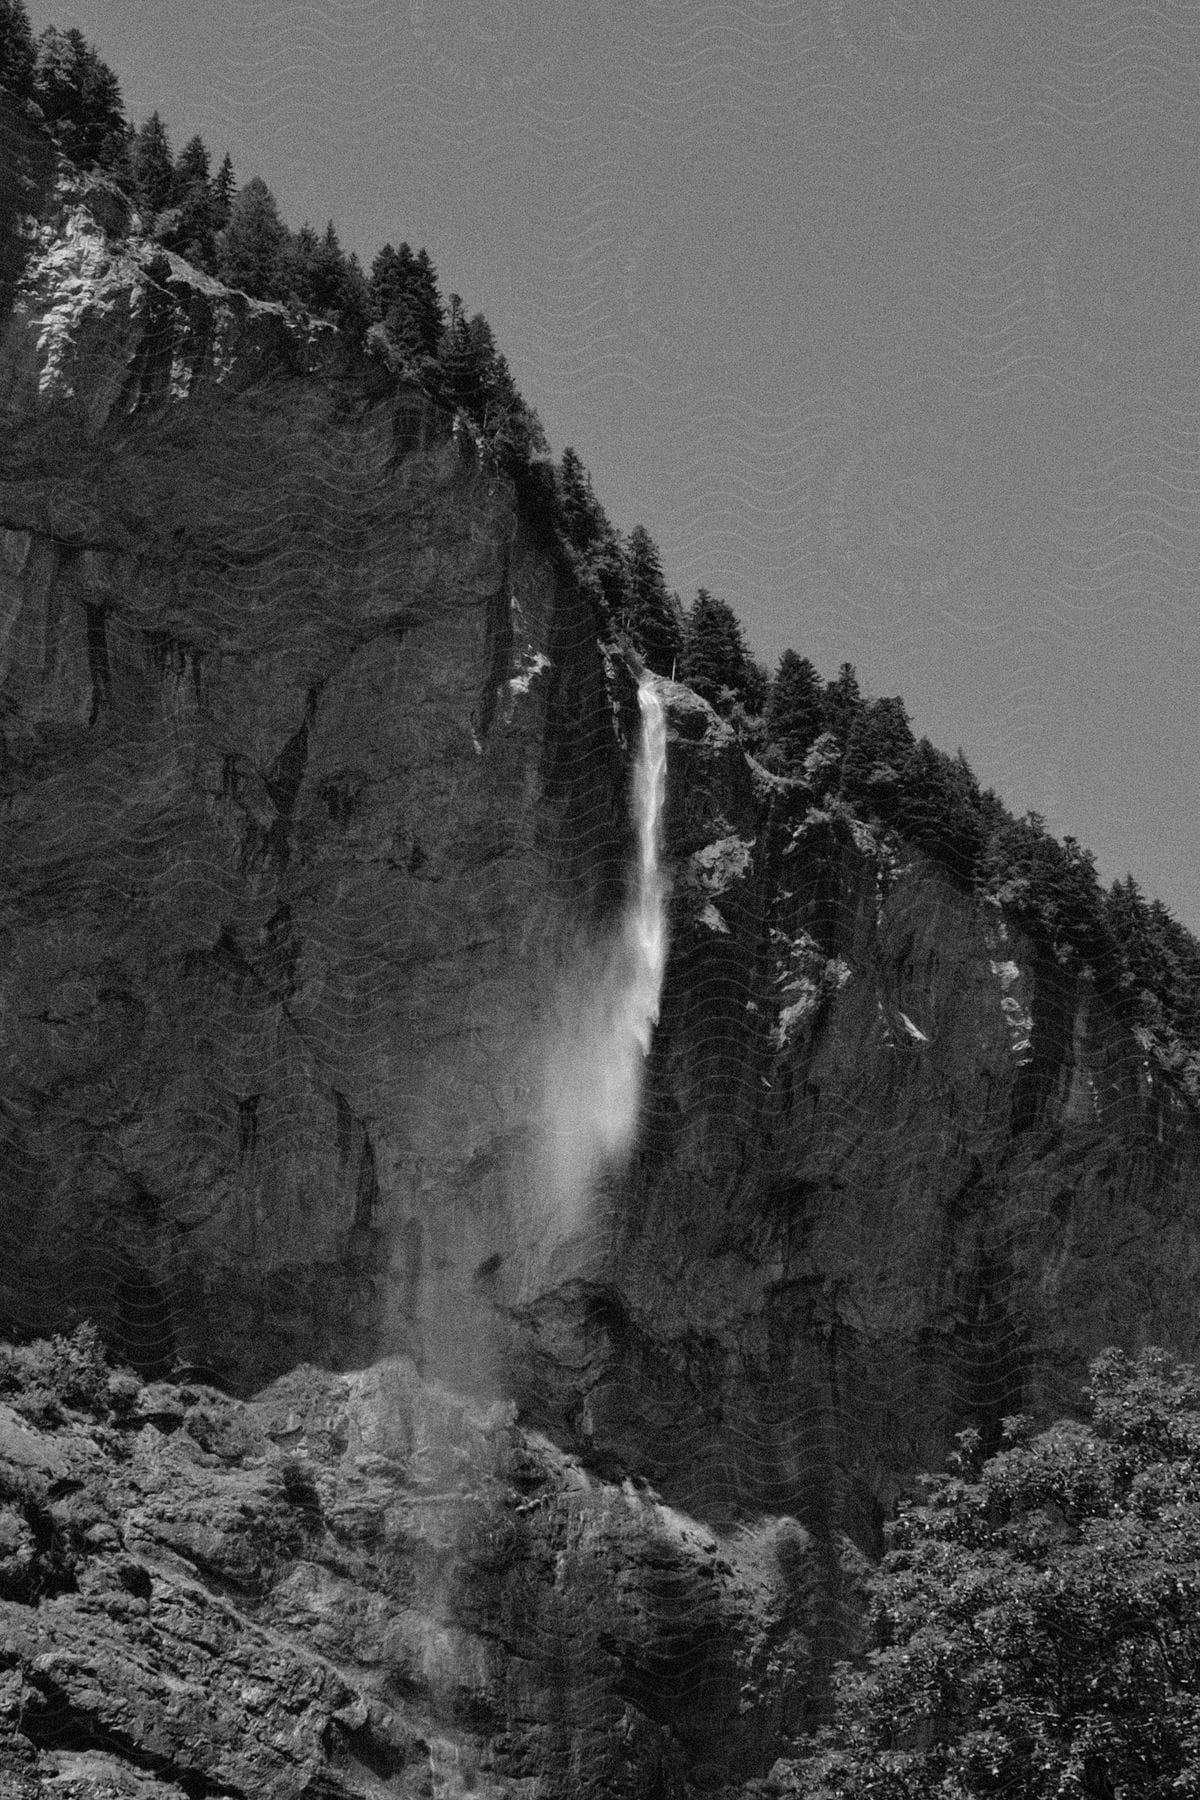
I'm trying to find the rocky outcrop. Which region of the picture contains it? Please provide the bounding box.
[0,1347,813,1797]
[4,98,1200,1794]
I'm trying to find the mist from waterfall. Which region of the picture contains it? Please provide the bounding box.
[538,674,669,1227]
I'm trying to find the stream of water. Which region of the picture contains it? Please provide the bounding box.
[540,673,669,1219]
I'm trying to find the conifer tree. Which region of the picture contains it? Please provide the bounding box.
[32,25,124,167]
[370,242,443,366]
[310,220,349,316]
[338,250,370,341]
[412,248,444,356]
[131,111,174,217]
[157,133,217,267]
[172,133,209,193]
[369,245,418,358]
[284,222,366,333]
[624,525,683,676]
[489,355,546,462]
[0,0,36,100]
[840,694,914,813]
[589,534,632,635]
[1107,874,1158,1001]
[367,242,399,319]
[281,221,321,310]
[741,659,769,716]
[823,660,863,743]
[557,447,604,553]
[212,152,235,226]
[438,308,484,410]
[765,649,824,769]
[681,587,753,712]
[553,451,630,632]
[216,175,286,300]
[894,737,986,876]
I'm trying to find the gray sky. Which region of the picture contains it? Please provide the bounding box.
[30,0,1200,931]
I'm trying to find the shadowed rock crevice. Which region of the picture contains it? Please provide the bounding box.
[17,1671,239,1799]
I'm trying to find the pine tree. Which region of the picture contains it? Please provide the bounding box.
[840,695,914,814]
[281,221,322,310]
[765,649,824,769]
[1107,875,1157,1002]
[338,250,370,341]
[681,588,753,712]
[438,308,484,410]
[216,175,286,300]
[131,111,174,217]
[212,152,235,226]
[823,660,863,744]
[370,242,443,366]
[894,737,985,877]
[589,534,632,635]
[32,26,125,167]
[310,220,349,316]
[0,0,36,100]
[741,659,769,716]
[157,133,217,268]
[100,118,136,192]
[465,310,497,378]
[433,313,547,460]
[367,242,400,320]
[554,448,630,628]
[557,448,604,553]
[411,248,444,357]
[172,133,210,194]
[283,224,368,336]
[493,355,546,461]
[624,525,683,676]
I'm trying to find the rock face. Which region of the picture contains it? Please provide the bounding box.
[0,1349,813,1797]
[0,98,635,1402]
[4,100,1200,1794]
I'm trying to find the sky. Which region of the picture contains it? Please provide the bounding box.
[27,0,1200,932]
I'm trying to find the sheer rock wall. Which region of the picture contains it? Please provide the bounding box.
[4,106,1200,1795]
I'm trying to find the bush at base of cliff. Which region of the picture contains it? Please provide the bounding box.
[0,1323,119,1426]
[769,1349,1200,1800]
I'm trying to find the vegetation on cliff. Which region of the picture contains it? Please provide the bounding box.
[770,1349,1200,1799]
[0,0,545,469]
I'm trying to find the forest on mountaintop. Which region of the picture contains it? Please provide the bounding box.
[3,0,1200,1098]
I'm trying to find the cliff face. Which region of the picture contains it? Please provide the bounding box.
[0,105,636,1402]
[4,108,1200,1796]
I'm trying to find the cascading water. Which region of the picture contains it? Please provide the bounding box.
[539,672,669,1224]
[601,673,669,1102]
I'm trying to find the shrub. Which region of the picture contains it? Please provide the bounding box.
[0,1323,113,1424]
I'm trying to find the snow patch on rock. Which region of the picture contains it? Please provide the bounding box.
[771,940,853,1049]
[991,957,1033,1058]
[508,650,550,698]
[690,835,754,896]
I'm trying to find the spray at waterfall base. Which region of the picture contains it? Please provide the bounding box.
[537,675,669,1232]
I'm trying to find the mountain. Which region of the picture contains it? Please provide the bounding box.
[3,92,1200,1798]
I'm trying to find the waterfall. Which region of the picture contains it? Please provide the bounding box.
[539,672,669,1222]
[619,676,669,1061]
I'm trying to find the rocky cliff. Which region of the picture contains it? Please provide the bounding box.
[4,101,1200,1796]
